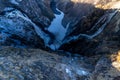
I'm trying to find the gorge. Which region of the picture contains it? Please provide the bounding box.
[0,0,120,80]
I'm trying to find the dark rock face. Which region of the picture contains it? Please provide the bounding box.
[17,0,54,27]
[0,0,55,49]
[56,0,96,28]
[0,0,54,27]
[55,0,119,34]
[59,0,120,56]
[0,9,45,49]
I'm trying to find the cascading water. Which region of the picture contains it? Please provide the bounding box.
[47,8,68,50]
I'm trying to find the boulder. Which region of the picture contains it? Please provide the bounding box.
[0,46,92,80]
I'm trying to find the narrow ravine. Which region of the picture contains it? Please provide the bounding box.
[5,1,118,51]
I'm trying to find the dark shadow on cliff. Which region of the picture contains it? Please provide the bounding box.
[58,1,120,57]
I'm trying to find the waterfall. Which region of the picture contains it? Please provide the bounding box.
[47,8,68,50]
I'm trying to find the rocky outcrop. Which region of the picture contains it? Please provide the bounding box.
[0,46,92,80]
[0,8,48,49]
[0,0,54,27]
[0,0,56,49]
[88,51,120,80]
[0,46,120,80]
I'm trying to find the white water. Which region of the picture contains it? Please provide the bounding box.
[47,8,68,50]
